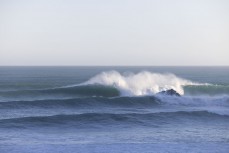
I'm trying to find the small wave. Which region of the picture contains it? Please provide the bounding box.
[0,111,228,129]
[0,96,161,109]
[1,94,229,110]
[0,85,120,102]
[156,95,229,106]
[184,85,229,96]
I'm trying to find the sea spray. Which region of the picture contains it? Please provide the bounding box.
[82,71,200,96]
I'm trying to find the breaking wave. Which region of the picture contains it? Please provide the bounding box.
[78,71,204,96]
[1,71,227,102]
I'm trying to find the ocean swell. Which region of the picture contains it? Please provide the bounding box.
[1,111,229,129]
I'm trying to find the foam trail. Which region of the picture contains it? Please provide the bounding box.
[81,71,202,96]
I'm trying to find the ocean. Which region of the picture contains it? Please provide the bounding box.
[0,66,229,153]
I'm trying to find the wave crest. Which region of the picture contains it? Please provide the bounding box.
[81,71,200,96]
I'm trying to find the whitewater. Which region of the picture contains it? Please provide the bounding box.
[80,70,203,96]
[0,66,229,153]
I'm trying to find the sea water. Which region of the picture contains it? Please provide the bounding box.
[0,66,229,153]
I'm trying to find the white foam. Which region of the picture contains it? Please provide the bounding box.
[82,71,202,96]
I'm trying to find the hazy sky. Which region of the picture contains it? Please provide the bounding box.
[0,0,229,66]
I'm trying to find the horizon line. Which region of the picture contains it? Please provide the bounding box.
[0,65,229,67]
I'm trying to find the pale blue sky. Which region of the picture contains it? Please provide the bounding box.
[0,0,229,66]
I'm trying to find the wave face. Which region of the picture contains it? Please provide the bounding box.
[0,85,120,102]
[184,85,229,96]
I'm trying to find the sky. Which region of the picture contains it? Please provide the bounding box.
[0,0,229,66]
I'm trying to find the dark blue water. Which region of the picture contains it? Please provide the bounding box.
[0,66,229,153]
